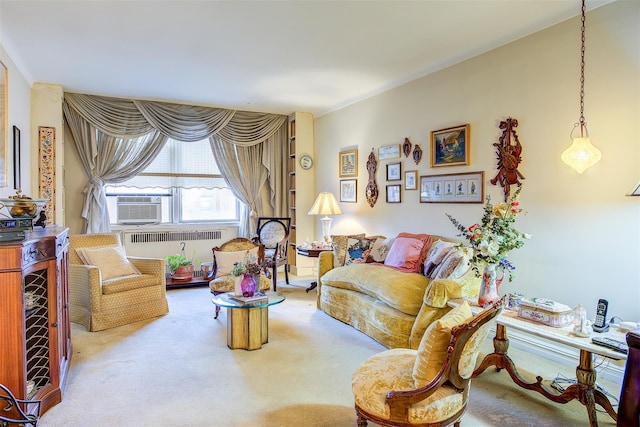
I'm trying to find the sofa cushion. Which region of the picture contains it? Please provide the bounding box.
[431,247,472,280]
[345,237,375,265]
[412,300,472,387]
[384,237,425,273]
[398,232,434,268]
[321,263,430,316]
[366,237,395,263]
[332,234,366,267]
[423,240,455,277]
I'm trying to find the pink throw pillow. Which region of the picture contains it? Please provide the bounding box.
[397,232,433,269]
[384,237,424,273]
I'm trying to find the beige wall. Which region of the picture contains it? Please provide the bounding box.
[314,0,640,320]
[0,44,31,199]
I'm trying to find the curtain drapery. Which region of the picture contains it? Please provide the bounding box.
[63,92,289,235]
[210,136,268,237]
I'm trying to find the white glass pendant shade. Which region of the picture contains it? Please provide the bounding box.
[561,136,601,174]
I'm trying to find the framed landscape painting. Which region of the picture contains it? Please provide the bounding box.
[430,124,470,167]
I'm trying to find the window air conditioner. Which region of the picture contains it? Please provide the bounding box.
[116,196,162,224]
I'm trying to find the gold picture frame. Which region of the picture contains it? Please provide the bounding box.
[430,124,470,167]
[339,149,358,177]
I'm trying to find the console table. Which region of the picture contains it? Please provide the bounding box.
[449,298,627,427]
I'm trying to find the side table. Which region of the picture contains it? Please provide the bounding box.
[296,248,331,292]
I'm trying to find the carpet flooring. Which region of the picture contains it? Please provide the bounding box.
[39,277,621,426]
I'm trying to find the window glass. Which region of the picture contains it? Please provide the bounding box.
[106,138,238,224]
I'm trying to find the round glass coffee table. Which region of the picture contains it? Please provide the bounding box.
[211,291,285,350]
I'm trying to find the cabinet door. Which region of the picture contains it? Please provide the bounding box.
[24,261,58,400]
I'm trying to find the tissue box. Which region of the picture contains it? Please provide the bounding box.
[517,298,573,327]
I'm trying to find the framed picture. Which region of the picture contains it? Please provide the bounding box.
[13,126,20,190]
[430,124,470,167]
[378,144,400,160]
[404,170,417,190]
[420,171,484,203]
[386,184,401,203]
[339,149,358,177]
[340,179,357,203]
[386,162,401,181]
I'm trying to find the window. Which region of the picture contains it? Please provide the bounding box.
[106,138,239,224]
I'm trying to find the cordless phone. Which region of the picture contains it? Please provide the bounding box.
[592,299,609,333]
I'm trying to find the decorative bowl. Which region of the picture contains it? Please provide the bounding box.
[0,197,48,219]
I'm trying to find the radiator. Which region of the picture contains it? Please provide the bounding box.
[121,227,237,272]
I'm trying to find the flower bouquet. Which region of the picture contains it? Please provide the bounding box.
[231,253,271,297]
[447,186,531,306]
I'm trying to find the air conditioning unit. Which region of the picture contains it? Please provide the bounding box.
[116,196,162,224]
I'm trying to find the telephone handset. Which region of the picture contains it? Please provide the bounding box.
[592,299,609,333]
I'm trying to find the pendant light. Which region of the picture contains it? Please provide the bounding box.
[561,0,601,174]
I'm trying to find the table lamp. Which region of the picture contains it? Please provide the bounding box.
[308,192,343,246]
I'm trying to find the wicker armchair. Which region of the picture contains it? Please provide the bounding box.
[68,233,169,331]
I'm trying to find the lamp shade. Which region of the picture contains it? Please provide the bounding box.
[561,136,602,174]
[308,192,343,216]
[627,180,640,196]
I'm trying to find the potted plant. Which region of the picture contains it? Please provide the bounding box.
[165,251,201,281]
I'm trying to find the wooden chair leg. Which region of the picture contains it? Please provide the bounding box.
[272,265,277,291]
[284,263,289,284]
[214,304,220,319]
[356,415,368,427]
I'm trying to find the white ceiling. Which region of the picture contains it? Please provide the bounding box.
[0,0,613,116]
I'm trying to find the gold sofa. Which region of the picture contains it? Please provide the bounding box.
[68,233,169,331]
[317,234,480,349]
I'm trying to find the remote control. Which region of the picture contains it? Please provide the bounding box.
[591,337,628,354]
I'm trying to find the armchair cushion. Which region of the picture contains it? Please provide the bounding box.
[75,245,140,280]
[209,274,272,293]
[213,247,259,277]
[352,348,463,423]
[412,300,472,387]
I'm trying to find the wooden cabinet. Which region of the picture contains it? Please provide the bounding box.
[288,112,316,276]
[0,226,70,417]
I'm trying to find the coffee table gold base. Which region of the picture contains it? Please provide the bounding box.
[473,324,617,427]
[227,307,268,350]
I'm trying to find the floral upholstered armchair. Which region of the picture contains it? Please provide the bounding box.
[209,237,272,319]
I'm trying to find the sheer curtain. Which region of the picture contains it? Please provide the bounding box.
[63,92,288,235]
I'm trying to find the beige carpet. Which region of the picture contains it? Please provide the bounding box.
[39,276,621,426]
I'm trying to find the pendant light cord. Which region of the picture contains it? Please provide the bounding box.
[578,0,587,137]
